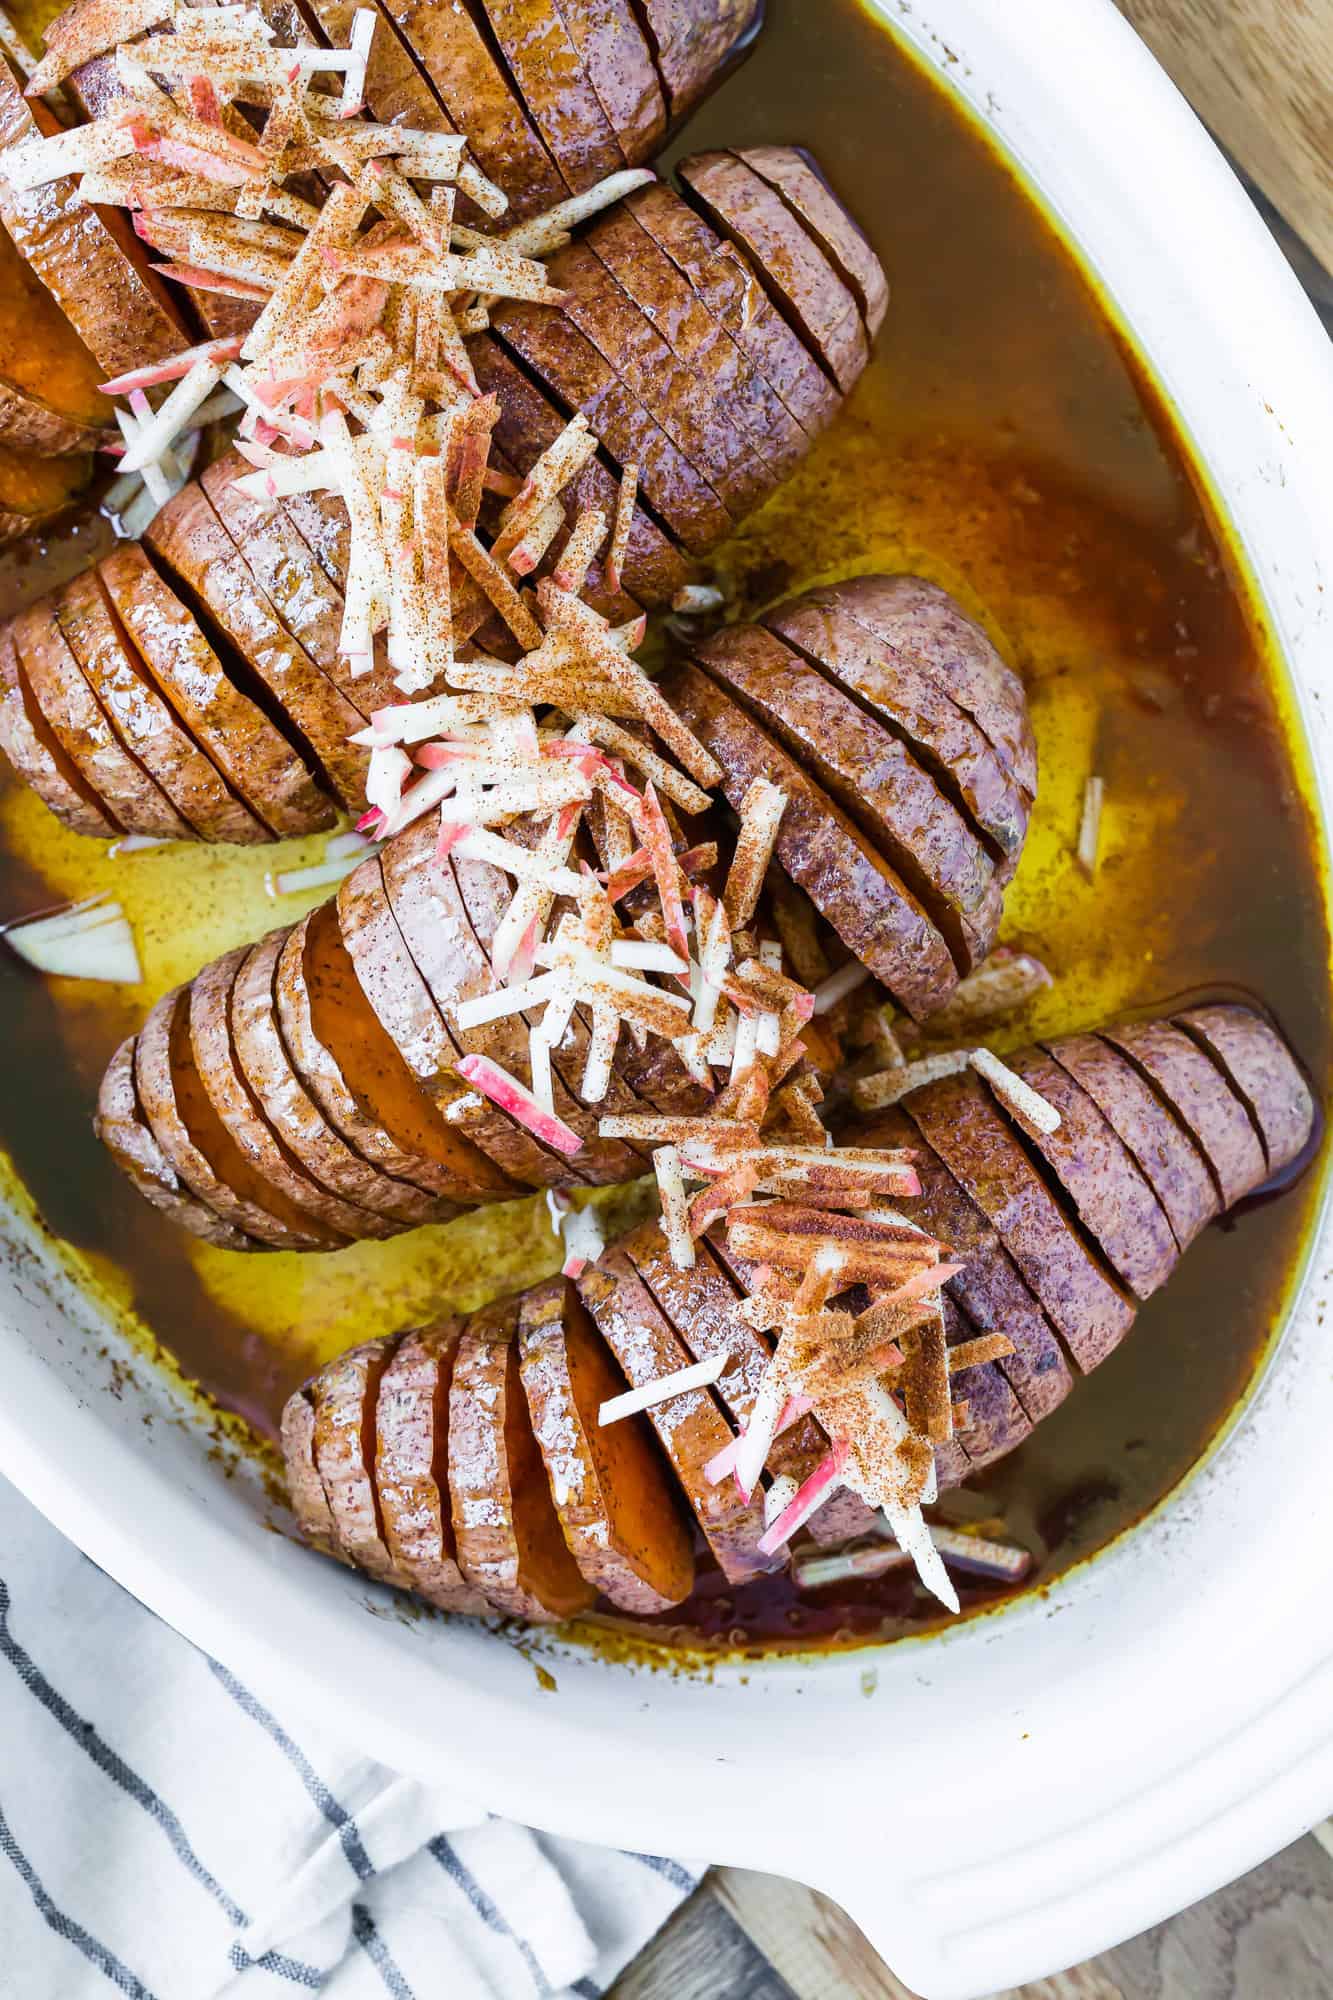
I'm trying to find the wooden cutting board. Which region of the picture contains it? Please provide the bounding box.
[1114,0,1333,273]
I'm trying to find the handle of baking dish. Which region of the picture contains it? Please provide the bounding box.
[810,1848,985,2000]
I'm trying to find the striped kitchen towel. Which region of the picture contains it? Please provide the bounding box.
[0,1472,702,1999]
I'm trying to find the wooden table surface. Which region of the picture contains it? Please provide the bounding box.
[614,7,1333,1996]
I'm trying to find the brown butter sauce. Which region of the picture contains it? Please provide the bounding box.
[0,0,1326,1653]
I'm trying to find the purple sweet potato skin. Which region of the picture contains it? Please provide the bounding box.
[1174,1004,1315,1177]
[1102,1020,1267,1210]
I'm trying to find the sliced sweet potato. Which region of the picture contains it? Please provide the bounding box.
[859,1104,1072,1424]
[302,0,461,142]
[492,298,732,555]
[133,985,321,1250]
[376,0,567,218]
[375,1322,493,1612]
[627,1220,829,1489]
[450,845,646,1183]
[275,910,455,1216]
[448,1297,596,1621]
[1174,1004,1315,1179]
[589,201,808,485]
[0,620,118,836]
[904,1068,1137,1373]
[678,150,868,394]
[1042,1032,1218,1253]
[766,587,1030,877]
[699,620,1002,972]
[738,146,888,337]
[557,0,665,162]
[548,234,765,516]
[578,1247,771,1582]
[469,333,696,610]
[666,658,957,1017]
[201,453,406,722]
[189,944,381,1245]
[481,0,625,191]
[0,435,90,546]
[998,1048,1179,1301]
[0,65,187,380]
[146,484,356,817]
[0,217,108,453]
[335,851,522,1203]
[634,0,762,117]
[832,574,1037,803]
[98,542,293,843]
[942,1295,1033,1469]
[628,178,837,438]
[281,1387,344,1558]
[379,817,579,1190]
[518,1276,695,1612]
[312,1336,404,1582]
[56,568,252,844]
[12,597,187,838]
[95,1035,258,1250]
[1102,1020,1267,1211]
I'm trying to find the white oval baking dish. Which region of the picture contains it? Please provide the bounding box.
[1,3,1331,1994]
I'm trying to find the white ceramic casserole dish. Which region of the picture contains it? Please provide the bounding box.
[1,3,1331,1994]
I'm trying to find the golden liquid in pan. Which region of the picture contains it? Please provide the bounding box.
[0,0,1326,1652]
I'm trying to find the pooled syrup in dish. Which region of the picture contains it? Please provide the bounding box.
[0,0,1326,1653]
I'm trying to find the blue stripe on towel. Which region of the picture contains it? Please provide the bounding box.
[0,1800,159,2000]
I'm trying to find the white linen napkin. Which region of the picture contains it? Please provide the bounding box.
[0,1472,701,1998]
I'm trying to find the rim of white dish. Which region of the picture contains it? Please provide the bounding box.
[1,3,1332,1995]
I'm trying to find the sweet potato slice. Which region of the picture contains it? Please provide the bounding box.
[375,1322,493,1612]
[941,1295,1033,1469]
[481,0,625,191]
[133,985,321,1250]
[95,1035,258,1250]
[275,911,454,1216]
[295,896,485,1211]
[699,620,1003,972]
[628,178,837,438]
[678,151,868,395]
[281,1387,344,1558]
[635,0,762,118]
[738,146,888,338]
[627,1221,828,1490]
[558,0,665,161]
[12,598,187,839]
[469,333,695,610]
[302,0,461,146]
[519,1276,695,1612]
[589,201,807,485]
[230,929,421,1236]
[0,620,117,836]
[1174,1004,1315,1179]
[859,1104,1072,1424]
[904,1069,1137,1373]
[1042,1032,1218,1253]
[548,234,765,516]
[376,0,567,217]
[1102,1020,1267,1211]
[379,818,579,1190]
[190,944,379,1245]
[56,568,245,841]
[0,65,186,380]
[0,436,89,547]
[832,574,1037,804]
[98,542,299,843]
[335,851,523,1202]
[578,1247,770,1582]
[766,588,1031,877]
[492,298,732,555]
[146,484,355,817]
[312,1337,404,1582]
[449,1297,596,1621]
[998,1048,1179,1301]
[666,658,957,1017]
[0,219,108,454]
